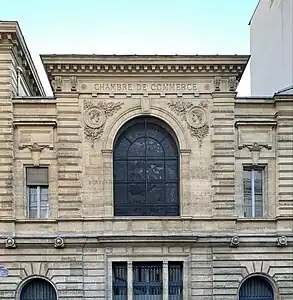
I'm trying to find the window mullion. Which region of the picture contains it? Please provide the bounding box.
[127,261,133,300]
[251,170,255,218]
[27,186,30,218]
[37,186,41,219]
[163,261,169,300]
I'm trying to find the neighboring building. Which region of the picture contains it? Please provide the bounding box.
[0,21,293,300]
[250,0,293,95]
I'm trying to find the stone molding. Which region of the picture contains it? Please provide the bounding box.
[41,55,249,88]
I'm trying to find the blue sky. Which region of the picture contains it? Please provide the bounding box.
[2,0,258,95]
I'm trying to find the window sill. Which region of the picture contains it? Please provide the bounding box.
[236,217,277,222]
[16,219,57,223]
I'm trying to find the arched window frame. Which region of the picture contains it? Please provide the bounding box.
[16,276,58,300]
[112,116,180,216]
[101,108,191,218]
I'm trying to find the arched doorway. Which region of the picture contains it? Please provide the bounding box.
[239,276,274,300]
[20,278,57,300]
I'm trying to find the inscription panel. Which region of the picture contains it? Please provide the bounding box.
[79,81,214,94]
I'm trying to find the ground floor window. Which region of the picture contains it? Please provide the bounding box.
[112,261,183,300]
[239,276,274,300]
[20,278,57,300]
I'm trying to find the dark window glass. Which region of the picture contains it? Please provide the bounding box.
[114,117,179,216]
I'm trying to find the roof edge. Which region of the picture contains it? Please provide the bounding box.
[0,21,45,96]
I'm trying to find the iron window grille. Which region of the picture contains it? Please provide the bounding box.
[113,117,179,216]
[20,278,57,300]
[239,276,274,300]
[112,261,183,300]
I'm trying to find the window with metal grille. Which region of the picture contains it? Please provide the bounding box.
[113,117,179,216]
[26,167,49,219]
[133,262,163,299]
[112,261,183,299]
[20,278,57,300]
[243,166,265,218]
[239,276,274,300]
[168,262,183,300]
[112,262,127,300]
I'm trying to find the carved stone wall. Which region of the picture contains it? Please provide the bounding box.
[0,46,293,300]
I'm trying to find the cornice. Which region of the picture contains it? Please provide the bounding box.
[0,21,45,96]
[13,120,57,127]
[41,54,249,80]
[235,119,277,127]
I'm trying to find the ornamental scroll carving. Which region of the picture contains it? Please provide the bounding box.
[84,101,123,142]
[168,100,209,145]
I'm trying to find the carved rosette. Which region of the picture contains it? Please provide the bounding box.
[84,101,123,142]
[168,100,209,145]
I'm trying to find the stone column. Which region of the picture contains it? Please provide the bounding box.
[163,261,169,300]
[127,261,133,300]
[180,149,191,216]
[102,149,113,217]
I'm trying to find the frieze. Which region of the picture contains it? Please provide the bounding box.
[94,82,199,94]
[84,100,123,143]
[168,100,209,145]
[79,81,216,95]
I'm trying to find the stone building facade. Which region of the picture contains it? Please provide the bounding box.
[0,21,292,300]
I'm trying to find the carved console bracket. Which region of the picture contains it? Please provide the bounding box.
[52,75,62,92]
[236,120,276,166]
[213,76,238,92]
[19,142,54,166]
[51,75,78,92]
[168,100,209,146]
[239,142,271,166]
[84,100,123,143]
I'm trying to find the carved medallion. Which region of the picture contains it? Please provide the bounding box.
[186,106,207,128]
[168,100,209,145]
[84,101,123,142]
[84,107,106,129]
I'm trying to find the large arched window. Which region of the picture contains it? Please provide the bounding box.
[239,276,274,300]
[20,278,57,300]
[113,116,179,216]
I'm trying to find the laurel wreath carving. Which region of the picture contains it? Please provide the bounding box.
[84,101,123,142]
[168,100,209,145]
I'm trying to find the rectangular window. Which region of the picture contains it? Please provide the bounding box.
[112,262,127,300]
[112,261,183,299]
[26,167,49,219]
[243,166,264,218]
